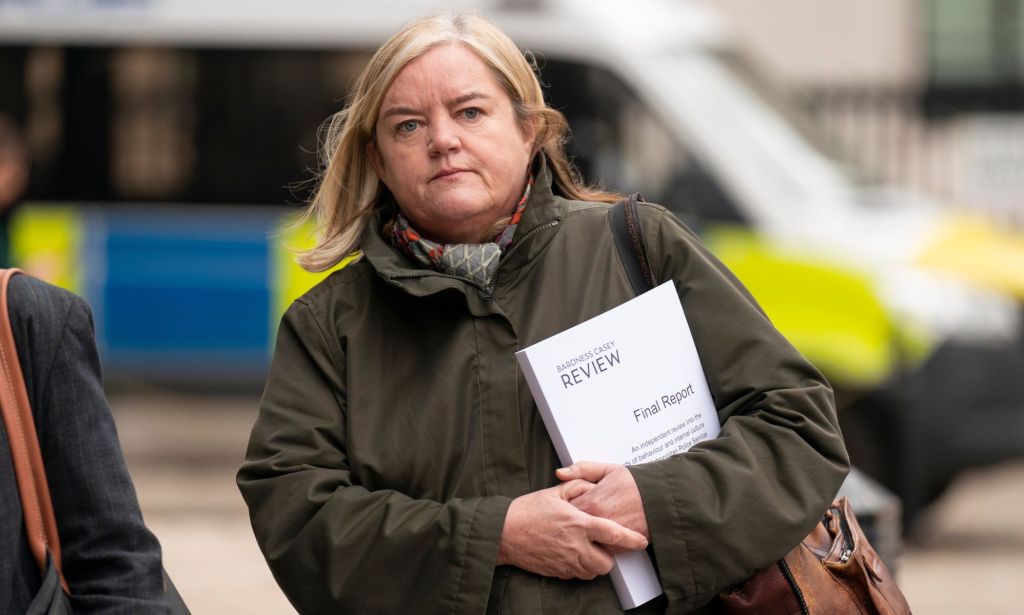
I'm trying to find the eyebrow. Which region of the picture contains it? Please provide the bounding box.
[450,91,492,106]
[380,91,493,119]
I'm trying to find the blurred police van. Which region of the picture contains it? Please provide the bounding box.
[3,0,1024,526]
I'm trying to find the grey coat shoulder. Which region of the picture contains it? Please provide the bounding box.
[7,273,88,345]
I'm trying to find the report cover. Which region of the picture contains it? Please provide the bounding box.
[516,281,721,609]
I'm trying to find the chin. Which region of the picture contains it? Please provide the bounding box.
[431,194,492,219]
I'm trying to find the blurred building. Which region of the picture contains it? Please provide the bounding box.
[705,0,1024,223]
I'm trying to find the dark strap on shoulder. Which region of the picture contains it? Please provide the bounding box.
[609,193,656,295]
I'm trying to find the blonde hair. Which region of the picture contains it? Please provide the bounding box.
[297,12,620,272]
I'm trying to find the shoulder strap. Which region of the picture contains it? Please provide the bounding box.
[0,268,68,592]
[609,193,656,295]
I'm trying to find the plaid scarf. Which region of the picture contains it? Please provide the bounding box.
[389,175,533,287]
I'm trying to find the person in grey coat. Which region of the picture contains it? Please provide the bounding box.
[0,273,167,613]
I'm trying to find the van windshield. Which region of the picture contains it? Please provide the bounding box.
[713,50,878,186]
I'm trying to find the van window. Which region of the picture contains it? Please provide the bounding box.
[540,58,746,225]
[3,45,744,224]
[4,46,365,206]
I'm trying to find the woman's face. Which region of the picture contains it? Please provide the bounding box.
[369,43,535,244]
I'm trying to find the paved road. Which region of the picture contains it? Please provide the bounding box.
[111,391,1024,614]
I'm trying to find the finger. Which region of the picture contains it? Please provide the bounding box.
[579,543,615,577]
[556,460,617,482]
[586,515,648,552]
[569,553,596,581]
[568,490,599,516]
[557,478,597,501]
[603,541,640,556]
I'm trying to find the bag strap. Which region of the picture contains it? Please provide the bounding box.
[609,193,656,295]
[0,268,69,593]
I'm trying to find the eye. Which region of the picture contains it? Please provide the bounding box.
[397,120,419,134]
[462,107,480,121]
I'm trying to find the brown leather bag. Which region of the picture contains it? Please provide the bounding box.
[719,496,912,614]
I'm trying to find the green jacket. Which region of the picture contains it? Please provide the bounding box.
[237,162,849,615]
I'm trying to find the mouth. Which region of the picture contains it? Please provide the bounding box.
[431,168,469,181]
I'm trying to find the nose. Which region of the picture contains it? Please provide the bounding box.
[428,117,461,155]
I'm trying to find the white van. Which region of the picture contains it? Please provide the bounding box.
[3,0,1023,527]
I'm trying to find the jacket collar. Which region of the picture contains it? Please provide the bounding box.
[361,154,565,298]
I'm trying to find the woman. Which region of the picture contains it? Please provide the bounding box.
[1,272,168,613]
[238,13,849,615]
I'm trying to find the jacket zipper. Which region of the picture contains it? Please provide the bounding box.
[496,220,560,268]
[831,506,855,563]
[484,220,560,298]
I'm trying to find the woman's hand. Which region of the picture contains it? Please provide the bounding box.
[557,462,651,542]
[496,479,648,580]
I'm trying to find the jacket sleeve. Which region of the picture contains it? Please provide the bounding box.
[237,298,511,615]
[19,278,167,614]
[626,207,850,613]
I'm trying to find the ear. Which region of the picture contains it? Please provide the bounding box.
[366,138,385,180]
